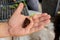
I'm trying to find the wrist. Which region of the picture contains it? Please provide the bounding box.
[0,22,11,38]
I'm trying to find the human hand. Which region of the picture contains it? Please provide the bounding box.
[0,3,51,37]
[9,3,51,36]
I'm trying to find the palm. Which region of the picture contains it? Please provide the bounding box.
[9,14,33,36]
[9,3,34,36]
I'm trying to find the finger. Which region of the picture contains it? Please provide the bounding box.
[46,15,51,19]
[32,14,40,27]
[39,13,49,18]
[30,16,51,33]
[32,13,49,20]
[43,19,51,25]
[32,15,40,27]
[29,19,39,32]
[32,14,41,20]
[29,14,48,33]
[42,13,48,16]
[30,20,50,33]
[34,20,39,27]
[10,3,24,20]
[39,15,51,22]
[39,19,50,26]
[30,24,44,33]
[29,18,40,33]
[39,14,51,25]
[13,3,24,15]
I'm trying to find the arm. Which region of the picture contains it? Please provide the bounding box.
[0,22,10,38]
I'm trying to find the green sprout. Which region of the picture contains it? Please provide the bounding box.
[30,13,35,17]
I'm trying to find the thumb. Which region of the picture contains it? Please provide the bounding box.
[13,3,24,15]
[10,3,24,20]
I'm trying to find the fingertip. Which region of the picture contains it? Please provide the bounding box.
[41,13,48,17]
[15,3,24,14]
[43,13,48,14]
[43,13,48,15]
[18,3,24,10]
[47,15,51,19]
[19,3,24,8]
[48,15,51,18]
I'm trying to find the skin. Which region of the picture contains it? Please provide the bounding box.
[0,3,51,37]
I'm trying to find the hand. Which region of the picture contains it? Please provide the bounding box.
[0,3,51,37]
[8,3,51,36]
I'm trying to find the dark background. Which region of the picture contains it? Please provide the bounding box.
[42,0,58,17]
